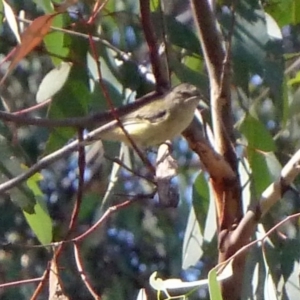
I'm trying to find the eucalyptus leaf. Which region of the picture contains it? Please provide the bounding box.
[36,62,72,103]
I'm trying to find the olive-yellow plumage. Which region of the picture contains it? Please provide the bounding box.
[99,83,202,147]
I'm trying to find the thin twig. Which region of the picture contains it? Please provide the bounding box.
[72,198,137,242]
[68,129,85,234]
[88,29,155,173]
[73,243,101,299]
[12,99,51,115]
[0,89,166,128]
[139,0,169,90]
[216,212,300,274]
[0,277,42,289]
[0,121,119,194]
[104,155,155,184]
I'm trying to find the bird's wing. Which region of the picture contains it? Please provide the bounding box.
[135,108,168,123]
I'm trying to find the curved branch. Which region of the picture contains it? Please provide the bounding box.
[0,89,162,128]
[190,0,241,229]
[0,122,117,194]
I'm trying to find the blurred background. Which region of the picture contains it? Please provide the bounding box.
[0,0,299,299]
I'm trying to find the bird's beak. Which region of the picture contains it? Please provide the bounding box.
[197,100,209,110]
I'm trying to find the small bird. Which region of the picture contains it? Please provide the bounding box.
[98,83,202,147]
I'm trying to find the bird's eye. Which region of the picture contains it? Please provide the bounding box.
[180,91,192,97]
[180,91,197,98]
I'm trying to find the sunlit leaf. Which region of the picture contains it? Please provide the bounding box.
[24,172,52,245]
[182,173,211,269]
[293,0,300,24]
[150,0,160,12]
[1,13,58,85]
[285,260,300,299]
[150,266,231,295]
[208,269,223,300]
[26,171,44,196]
[43,13,69,65]
[3,0,21,43]
[0,1,4,28]
[266,0,294,26]
[136,288,147,300]
[36,62,72,103]
[288,71,300,86]
[23,197,52,245]
[263,272,277,300]
[182,205,203,269]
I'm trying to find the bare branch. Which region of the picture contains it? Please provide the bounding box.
[68,129,86,234]
[232,148,300,247]
[0,88,167,128]
[140,0,169,90]
[73,243,101,299]
[0,121,119,194]
[190,0,237,169]
[190,0,242,230]
[0,277,42,289]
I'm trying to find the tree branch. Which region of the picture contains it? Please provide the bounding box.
[190,0,242,230]
[0,122,120,194]
[189,1,242,299]
[0,89,166,128]
[140,0,169,90]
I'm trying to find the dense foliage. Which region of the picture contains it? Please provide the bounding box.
[0,0,299,299]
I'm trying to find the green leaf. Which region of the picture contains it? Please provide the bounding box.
[193,172,210,229]
[264,14,284,117]
[239,157,251,212]
[32,0,54,13]
[288,71,300,86]
[26,172,44,196]
[293,0,300,24]
[221,1,268,75]
[44,64,90,154]
[24,173,52,245]
[285,260,300,300]
[240,115,276,152]
[208,269,223,300]
[150,0,160,12]
[222,1,284,107]
[0,1,4,29]
[43,14,69,65]
[36,62,72,103]
[182,205,203,270]
[165,15,201,54]
[136,288,147,300]
[281,77,289,126]
[118,60,142,90]
[170,53,208,92]
[265,0,294,27]
[182,173,210,269]
[240,115,277,194]
[23,197,52,245]
[0,136,36,213]
[248,150,272,195]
